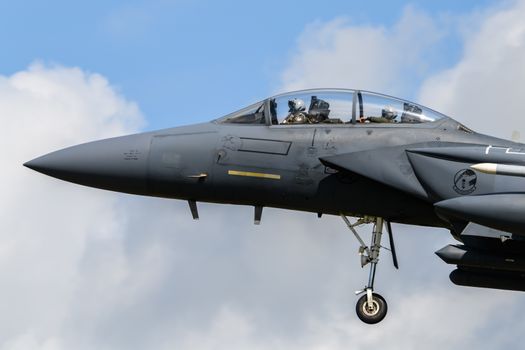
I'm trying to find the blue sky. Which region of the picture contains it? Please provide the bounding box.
[0,0,500,129]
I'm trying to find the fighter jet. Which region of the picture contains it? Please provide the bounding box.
[24,88,525,324]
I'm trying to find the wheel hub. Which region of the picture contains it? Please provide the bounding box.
[363,300,380,316]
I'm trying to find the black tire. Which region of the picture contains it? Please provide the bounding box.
[355,293,388,324]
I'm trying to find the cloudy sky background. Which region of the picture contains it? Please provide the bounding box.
[2,0,525,349]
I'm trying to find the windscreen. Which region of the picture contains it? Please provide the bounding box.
[215,101,266,124]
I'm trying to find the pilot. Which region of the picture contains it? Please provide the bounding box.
[282,98,310,124]
[367,106,398,123]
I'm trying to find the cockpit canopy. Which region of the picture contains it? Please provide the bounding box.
[216,89,448,125]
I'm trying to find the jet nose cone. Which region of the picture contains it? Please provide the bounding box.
[23,158,46,172]
[24,133,152,195]
[24,153,71,176]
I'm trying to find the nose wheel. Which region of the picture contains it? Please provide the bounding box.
[341,215,397,324]
[356,291,387,324]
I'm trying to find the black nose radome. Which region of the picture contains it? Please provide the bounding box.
[24,133,152,195]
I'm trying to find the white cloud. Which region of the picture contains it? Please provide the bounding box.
[0,63,144,349]
[279,6,444,96]
[419,0,525,140]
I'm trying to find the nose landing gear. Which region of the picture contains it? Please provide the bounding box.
[341,215,397,324]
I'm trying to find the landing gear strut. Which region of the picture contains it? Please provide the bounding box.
[341,215,396,324]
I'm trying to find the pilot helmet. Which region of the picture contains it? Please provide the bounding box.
[288,98,306,113]
[382,105,397,120]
